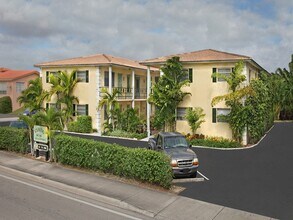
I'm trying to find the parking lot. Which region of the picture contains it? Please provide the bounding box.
[176,122,293,220]
[1,117,292,219]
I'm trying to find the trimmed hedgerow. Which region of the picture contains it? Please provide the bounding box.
[190,137,241,148]
[68,116,92,133]
[54,135,173,188]
[105,130,147,140]
[0,127,29,153]
[0,96,12,113]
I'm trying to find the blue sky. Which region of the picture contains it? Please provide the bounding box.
[0,0,292,72]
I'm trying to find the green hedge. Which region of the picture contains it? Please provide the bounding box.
[54,135,173,188]
[190,137,241,148]
[0,127,29,153]
[0,96,12,113]
[68,116,92,133]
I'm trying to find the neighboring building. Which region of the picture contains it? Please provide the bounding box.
[35,54,159,135]
[0,68,39,111]
[141,49,267,144]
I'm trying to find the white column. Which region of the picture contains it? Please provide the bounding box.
[160,69,164,77]
[147,66,151,137]
[109,66,112,94]
[132,69,135,108]
[39,67,42,78]
[96,67,101,135]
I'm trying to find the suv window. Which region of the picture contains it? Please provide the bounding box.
[164,136,188,149]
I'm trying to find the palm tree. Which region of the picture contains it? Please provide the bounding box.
[49,70,79,127]
[185,107,206,135]
[19,114,37,155]
[98,88,121,132]
[34,108,63,162]
[17,78,49,112]
[149,57,191,132]
[275,55,293,119]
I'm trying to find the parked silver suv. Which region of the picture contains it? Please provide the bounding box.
[148,132,199,177]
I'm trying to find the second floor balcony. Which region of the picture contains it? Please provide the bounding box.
[100,87,147,100]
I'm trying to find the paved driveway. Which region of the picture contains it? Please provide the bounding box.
[177,122,293,220]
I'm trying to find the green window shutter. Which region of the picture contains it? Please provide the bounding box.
[46,71,49,83]
[73,104,76,116]
[86,70,89,83]
[85,104,88,115]
[189,68,193,83]
[212,68,217,83]
[46,103,49,110]
[212,108,217,123]
[73,71,76,81]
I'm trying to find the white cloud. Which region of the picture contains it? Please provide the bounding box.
[0,0,292,72]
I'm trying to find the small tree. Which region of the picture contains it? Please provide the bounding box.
[0,96,12,113]
[19,114,37,155]
[98,88,121,132]
[34,108,63,162]
[185,107,205,135]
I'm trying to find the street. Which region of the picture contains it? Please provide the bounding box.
[0,166,151,220]
[177,122,293,220]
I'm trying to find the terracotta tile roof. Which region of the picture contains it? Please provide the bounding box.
[140,49,251,64]
[35,54,158,71]
[0,68,39,81]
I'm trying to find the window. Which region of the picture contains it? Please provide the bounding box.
[177,107,187,120]
[212,108,230,123]
[76,70,89,83]
[188,68,193,83]
[0,82,7,94]
[46,71,58,83]
[155,76,160,83]
[16,82,25,93]
[212,68,232,82]
[104,71,115,87]
[73,104,88,116]
[46,103,61,111]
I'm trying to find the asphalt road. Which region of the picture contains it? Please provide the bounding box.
[177,122,293,220]
[0,166,151,220]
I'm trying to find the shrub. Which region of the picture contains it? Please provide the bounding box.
[0,127,29,153]
[68,116,92,133]
[105,130,147,140]
[0,96,12,113]
[190,136,241,148]
[54,135,173,188]
[185,107,205,135]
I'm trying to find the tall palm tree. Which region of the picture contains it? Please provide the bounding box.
[34,108,63,162]
[49,70,79,126]
[98,88,121,132]
[17,78,49,111]
[149,57,191,132]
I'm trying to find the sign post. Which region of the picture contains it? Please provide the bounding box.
[33,125,49,160]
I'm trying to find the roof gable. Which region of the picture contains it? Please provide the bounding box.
[141,49,251,64]
[0,69,39,81]
[35,54,156,71]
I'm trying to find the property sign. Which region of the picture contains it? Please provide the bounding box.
[33,125,48,143]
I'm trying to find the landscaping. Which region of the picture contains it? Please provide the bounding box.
[0,127,29,153]
[54,135,173,188]
[188,136,241,148]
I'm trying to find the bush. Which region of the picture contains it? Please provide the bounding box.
[0,127,29,153]
[190,136,241,148]
[54,135,173,188]
[68,116,92,133]
[105,130,147,139]
[0,96,12,113]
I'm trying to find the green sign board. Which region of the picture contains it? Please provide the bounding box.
[33,125,48,143]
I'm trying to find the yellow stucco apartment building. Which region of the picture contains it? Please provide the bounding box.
[35,49,266,144]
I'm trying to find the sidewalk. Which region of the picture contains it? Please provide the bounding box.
[0,151,274,220]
